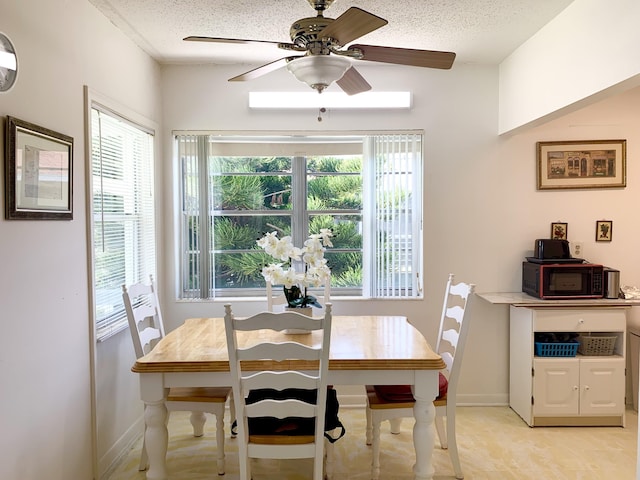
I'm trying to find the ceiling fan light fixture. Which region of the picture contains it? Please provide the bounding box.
[286,55,351,93]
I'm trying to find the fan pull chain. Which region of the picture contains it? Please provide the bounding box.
[317,107,326,122]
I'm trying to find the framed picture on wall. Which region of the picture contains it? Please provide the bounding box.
[4,116,73,219]
[595,220,613,242]
[537,139,626,190]
[550,222,568,240]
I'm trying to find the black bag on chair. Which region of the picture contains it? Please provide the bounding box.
[244,386,346,443]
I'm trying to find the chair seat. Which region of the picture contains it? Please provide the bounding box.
[249,434,316,445]
[167,386,231,403]
[367,373,448,407]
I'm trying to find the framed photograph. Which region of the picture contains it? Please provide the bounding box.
[595,220,612,242]
[537,139,626,190]
[4,116,73,219]
[550,222,568,240]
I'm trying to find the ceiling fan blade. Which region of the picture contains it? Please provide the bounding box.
[336,66,371,96]
[350,44,456,70]
[184,36,293,48]
[319,7,387,46]
[229,57,301,82]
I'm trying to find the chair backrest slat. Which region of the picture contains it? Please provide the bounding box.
[246,399,317,420]
[444,305,465,324]
[441,350,454,373]
[233,310,324,332]
[238,341,320,362]
[243,371,319,392]
[137,326,163,349]
[441,328,460,350]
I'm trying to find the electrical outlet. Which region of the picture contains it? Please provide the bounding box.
[571,241,584,258]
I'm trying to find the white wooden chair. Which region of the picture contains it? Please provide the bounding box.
[122,275,232,474]
[365,274,475,480]
[224,303,333,480]
[266,279,331,313]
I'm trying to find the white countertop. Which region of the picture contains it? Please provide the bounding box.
[476,291,640,307]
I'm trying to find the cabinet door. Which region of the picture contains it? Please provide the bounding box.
[580,358,625,416]
[533,358,579,416]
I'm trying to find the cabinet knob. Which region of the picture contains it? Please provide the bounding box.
[573,385,579,390]
[578,319,585,324]
[584,385,590,391]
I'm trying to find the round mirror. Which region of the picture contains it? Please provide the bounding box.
[0,32,18,92]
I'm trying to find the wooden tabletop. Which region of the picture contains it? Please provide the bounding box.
[132,315,445,373]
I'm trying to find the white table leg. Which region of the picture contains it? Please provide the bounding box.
[140,374,169,480]
[144,400,168,480]
[411,371,438,480]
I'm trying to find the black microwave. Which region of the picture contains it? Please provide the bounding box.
[522,261,604,299]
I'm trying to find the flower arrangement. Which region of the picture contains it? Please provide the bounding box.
[257,229,333,308]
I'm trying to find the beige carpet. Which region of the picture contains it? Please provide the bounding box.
[107,406,638,479]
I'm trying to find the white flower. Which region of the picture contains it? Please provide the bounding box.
[257,230,333,306]
[319,229,334,247]
[256,231,278,251]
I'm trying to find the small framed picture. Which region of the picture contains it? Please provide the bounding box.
[551,222,568,240]
[595,220,612,242]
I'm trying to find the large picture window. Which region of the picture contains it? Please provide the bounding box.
[176,132,422,300]
[89,104,156,341]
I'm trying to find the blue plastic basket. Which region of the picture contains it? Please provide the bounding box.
[535,341,579,357]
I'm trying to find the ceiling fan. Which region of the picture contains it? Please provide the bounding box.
[184,0,455,95]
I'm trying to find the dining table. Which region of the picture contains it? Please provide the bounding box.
[132,315,445,480]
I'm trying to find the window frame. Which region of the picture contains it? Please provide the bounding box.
[175,131,423,301]
[86,88,158,342]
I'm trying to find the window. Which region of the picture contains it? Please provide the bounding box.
[89,102,156,341]
[176,132,422,300]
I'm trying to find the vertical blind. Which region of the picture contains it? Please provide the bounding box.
[370,133,422,297]
[91,107,156,341]
[178,134,207,298]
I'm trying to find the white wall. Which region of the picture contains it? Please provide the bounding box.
[0,1,161,479]
[499,0,640,134]
[160,60,499,334]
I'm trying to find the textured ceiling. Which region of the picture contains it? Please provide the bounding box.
[90,0,574,67]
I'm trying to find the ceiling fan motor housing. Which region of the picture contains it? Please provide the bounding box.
[290,17,337,49]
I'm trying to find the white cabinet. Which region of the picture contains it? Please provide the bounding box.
[510,305,627,427]
[533,357,625,417]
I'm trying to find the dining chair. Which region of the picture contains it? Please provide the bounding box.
[122,275,233,475]
[266,279,331,312]
[365,274,475,480]
[224,303,333,480]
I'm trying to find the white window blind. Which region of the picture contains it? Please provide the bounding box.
[369,134,423,297]
[90,107,156,341]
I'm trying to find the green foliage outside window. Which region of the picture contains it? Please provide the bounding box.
[196,155,363,291]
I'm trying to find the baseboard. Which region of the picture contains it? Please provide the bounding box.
[99,415,144,480]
